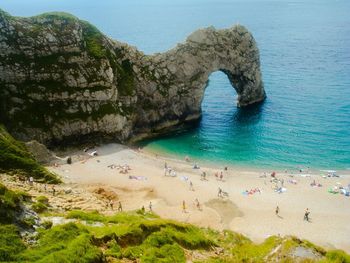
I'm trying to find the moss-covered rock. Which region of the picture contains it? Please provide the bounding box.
[0,125,60,183]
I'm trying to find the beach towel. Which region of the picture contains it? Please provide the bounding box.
[180,176,188,181]
[129,176,147,181]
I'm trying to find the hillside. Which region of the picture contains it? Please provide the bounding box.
[0,125,60,183]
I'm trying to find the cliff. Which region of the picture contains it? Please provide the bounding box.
[0,9,265,145]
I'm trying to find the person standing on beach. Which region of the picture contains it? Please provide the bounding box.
[118,201,123,212]
[195,198,201,210]
[189,181,194,191]
[218,187,222,198]
[110,200,114,210]
[275,206,280,216]
[149,201,152,212]
[304,208,310,221]
[182,200,186,213]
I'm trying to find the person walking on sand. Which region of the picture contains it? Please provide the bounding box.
[304,208,310,221]
[218,187,222,198]
[195,198,201,211]
[189,181,194,191]
[118,201,123,212]
[149,201,152,212]
[182,200,186,213]
[275,206,280,216]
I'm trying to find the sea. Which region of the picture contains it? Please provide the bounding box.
[2,0,350,170]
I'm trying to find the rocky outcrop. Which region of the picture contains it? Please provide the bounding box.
[0,9,265,145]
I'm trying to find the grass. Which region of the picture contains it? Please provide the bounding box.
[0,183,26,224]
[18,223,103,263]
[0,125,60,183]
[81,20,107,58]
[0,206,349,262]
[0,225,26,262]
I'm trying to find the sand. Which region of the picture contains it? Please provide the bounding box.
[47,143,350,252]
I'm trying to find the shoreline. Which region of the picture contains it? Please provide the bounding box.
[140,144,350,175]
[47,142,350,252]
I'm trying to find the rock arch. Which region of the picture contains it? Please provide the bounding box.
[133,25,266,135]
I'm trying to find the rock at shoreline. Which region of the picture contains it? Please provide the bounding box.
[0,9,265,146]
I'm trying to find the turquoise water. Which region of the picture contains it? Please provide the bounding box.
[2,0,350,170]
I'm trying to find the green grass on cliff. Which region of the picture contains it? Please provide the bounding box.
[0,183,30,224]
[0,125,60,183]
[81,21,107,58]
[0,204,349,262]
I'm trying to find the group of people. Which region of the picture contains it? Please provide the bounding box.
[275,206,311,222]
[182,199,202,213]
[106,199,123,211]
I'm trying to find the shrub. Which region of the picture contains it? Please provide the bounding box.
[324,250,350,263]
[67,210,105,223]
[32,201,48,213]
[141,243,185,263]
[0,224,26,261]
[0,183,23,224]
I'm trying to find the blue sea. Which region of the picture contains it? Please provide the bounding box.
[2,0,350,170]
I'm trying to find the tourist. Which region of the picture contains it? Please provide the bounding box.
[118,201,123,212]
[218,187,222,198]
[110,200,114,210]
[149,201,152,212]
[304,208,310,222]
[220,171,223,181]
[52,185,56,196]
[189,181,194,191]
[201,171,206,181]
[195,198,201,210]
[182,200,186,213]
[275,206,280,216]
[29,176,34,186]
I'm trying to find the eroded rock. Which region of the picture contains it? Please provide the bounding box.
[0,9,265,145]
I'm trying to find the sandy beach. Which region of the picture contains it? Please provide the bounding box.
[47,143,350,252]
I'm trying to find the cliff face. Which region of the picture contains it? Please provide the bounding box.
[0,10,265,145]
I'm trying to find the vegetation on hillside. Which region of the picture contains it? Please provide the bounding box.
[0,125,60,183]
[0,197,349,263]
